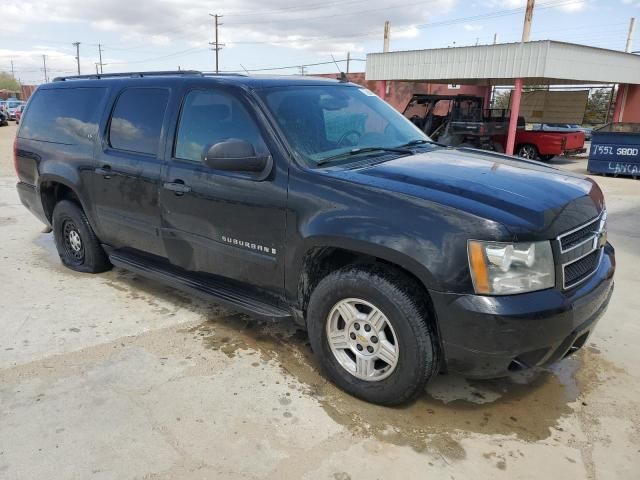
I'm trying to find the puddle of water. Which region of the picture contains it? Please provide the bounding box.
[184,313,620,457]
[77,257,624,458]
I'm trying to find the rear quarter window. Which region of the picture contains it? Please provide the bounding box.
[108,88,169,156]
[18,88,107,145]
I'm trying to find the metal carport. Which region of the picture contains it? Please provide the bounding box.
[365,40,640,154]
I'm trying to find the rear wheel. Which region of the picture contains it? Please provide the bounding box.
[52,200,111,273]
[517,143,539,160]
[307,267,439,406]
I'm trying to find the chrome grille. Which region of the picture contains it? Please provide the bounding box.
[560,217,600,251]
[557,211,606,289]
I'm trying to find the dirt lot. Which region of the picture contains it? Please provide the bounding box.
[1,123,639,479]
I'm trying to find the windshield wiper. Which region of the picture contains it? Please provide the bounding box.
[397,138,443,148]
[316,146,414,166]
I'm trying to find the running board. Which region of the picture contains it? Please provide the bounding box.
[109,251,292,321]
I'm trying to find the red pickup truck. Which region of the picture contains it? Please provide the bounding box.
[494,127,586,161]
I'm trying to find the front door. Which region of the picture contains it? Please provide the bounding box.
[159,87,287,300]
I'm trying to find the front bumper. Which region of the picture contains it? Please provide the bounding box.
[431,243,615,378]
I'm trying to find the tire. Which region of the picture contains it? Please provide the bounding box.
[307,267,439,406]
[491,142,505,153]
[52,200,111,273]
[516,143,539,160]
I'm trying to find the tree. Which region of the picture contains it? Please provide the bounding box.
[492,90,511,109]
[583,88,614,126]
[0,72,21,92]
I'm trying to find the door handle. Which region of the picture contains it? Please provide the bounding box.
[163,180,191,195]
[95,165,112,179]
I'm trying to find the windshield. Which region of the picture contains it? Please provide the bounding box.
[259,85,431,165]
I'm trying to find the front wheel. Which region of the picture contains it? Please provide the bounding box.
[517,143,539,160]
[307,267,439,406]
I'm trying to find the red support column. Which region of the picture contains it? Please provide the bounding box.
[612,84,628,123]
[377,80,387,100]
[506,78,523,156]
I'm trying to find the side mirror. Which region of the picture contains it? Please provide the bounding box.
[203,139,269,175]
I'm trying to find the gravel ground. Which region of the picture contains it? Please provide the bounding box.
[1,123,639,479]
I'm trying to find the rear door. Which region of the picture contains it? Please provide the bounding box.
[90,87,170,256]
[159,86,287,300]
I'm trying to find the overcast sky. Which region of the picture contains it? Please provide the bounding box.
[1,0,638,84]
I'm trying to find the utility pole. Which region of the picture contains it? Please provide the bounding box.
[95,63,100,74]
[379,21,391,100]
[346,52,351,74]
[298,65,306,76]
[97,44,104,74]
[10,60,15,78]
[521,0,535,42]
[493,33,498,44]
[209,13,224,74]
[626,17,636,53]
[383,20,390,53]
[42,55,48,83]
[72,42,81,75]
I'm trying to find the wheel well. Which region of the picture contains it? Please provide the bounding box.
[40,181,81,222]
[298,247,441,344]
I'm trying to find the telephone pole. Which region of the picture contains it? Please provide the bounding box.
[42,55,48,83]
[209,13,224,74]
[97,43,104,74]
[383,20,390,53]
[298,65,307,76]
[346,52,351,74]
[72,42,81,75]
[10,60,15,78]
[521,0,535,42]
[626,17,636,53]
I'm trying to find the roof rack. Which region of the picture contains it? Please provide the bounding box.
[52,70,203,82]
[201,72,248,77]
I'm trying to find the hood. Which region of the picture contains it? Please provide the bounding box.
[327,147,604,237]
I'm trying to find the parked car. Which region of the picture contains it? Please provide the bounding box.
[572,125,593,141]
[14,72,614,405]
[0,102,8,127]
[534,123,592,141]
[14,104,24,124]
[5,100,24,120]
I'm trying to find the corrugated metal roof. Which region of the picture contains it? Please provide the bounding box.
[366,40,640,85]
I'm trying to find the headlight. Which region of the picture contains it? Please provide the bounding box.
[468,240,555,295]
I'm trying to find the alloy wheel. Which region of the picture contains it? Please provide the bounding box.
[325,298,399,381]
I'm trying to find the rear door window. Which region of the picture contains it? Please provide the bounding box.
[109,88,169,156]
[18,87,107,144]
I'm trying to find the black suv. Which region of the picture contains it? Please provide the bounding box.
[15,71,615,405]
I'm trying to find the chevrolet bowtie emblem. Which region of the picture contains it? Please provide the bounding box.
[594,229,608,248]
